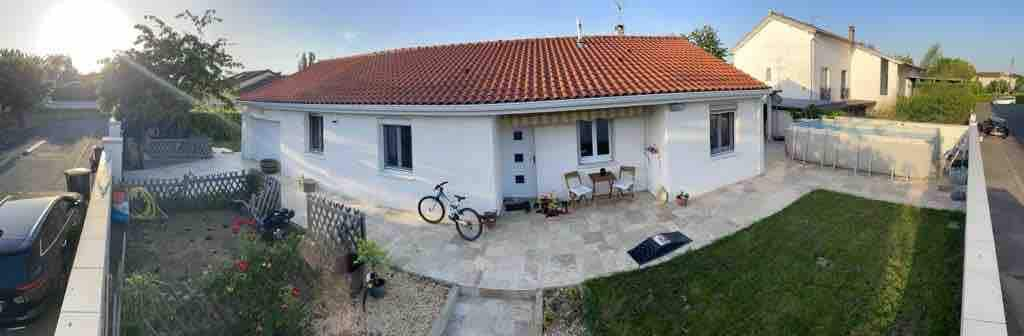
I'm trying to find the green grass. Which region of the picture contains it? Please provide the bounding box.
[582,190,964,336]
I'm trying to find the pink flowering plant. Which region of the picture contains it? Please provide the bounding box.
[204,227,315,335]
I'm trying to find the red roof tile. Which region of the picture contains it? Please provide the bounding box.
[241,36,768,105]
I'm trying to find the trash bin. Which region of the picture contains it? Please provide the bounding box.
[90,145,104,172]
[65,168,92,198]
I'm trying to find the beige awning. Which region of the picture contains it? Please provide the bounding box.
[501,106,651,127]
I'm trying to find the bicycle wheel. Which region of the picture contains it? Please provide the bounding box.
[418,196,445,224]
[455,208,484,241]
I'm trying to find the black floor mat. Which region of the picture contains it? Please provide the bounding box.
[627,231,691,265]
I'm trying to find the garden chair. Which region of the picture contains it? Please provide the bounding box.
[564,171,592,208]
[233,175,281,221]
[613,166,637,199]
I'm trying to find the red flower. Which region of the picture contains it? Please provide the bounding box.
[231,223,241,234]
[291,287,300,298]
[237,260,249,272]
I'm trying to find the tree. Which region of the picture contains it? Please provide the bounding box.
[44,54,78,86]
[298,51,316,72]
[684,25,728,60]
[1015,76,1023,92]
[927,57,976,80]
[920,43,942,69]
[986,79,1011,94]
[98,9,240,168]
[0,49,50,127]
[895,54,914,65]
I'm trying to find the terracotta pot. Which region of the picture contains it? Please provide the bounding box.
[675,197,688,207]
[343,253,362,273]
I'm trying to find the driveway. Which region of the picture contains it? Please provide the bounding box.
[978,102,1024,336]
[0,116,105,336]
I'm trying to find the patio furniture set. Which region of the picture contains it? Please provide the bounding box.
[563,165,637,207]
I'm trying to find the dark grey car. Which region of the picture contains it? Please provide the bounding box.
[0,194,83,327]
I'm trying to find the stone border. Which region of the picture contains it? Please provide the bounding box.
[428,285,460,336]
[54,151,113,336]
[961,117,1008,335]
[530,289,543,336]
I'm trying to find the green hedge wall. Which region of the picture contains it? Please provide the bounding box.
[894,83,975,124]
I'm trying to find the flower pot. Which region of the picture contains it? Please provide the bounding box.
[343,253,362,273]
[675,197,688,207]
[302,178,318,193]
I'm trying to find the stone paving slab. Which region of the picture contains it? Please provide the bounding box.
[443,295,534,336]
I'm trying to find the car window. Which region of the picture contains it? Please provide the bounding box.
[40,200,69,256]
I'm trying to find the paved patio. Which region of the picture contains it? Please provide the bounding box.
[125,143,963,290]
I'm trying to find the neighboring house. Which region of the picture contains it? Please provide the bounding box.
[229,70,281,94]
[239,36,770,213]
[733,11,923,137]
[976,71,1017,91]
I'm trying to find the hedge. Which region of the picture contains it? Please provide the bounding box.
[893,83,974,124]
[189,112,241,150]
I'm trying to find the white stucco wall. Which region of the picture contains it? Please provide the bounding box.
[733,20,814,100]
[813,36,852,100]
[533,116,648,199]
[247,107,502,213]
[660,99,764,196]
[851,48,901,112]
[645,106,669,195]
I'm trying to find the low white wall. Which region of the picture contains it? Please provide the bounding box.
[662,99,764,196]
[533,115,648,199]
[961,120,1008,335]
[253,108,502,213]
[54,152,113,336]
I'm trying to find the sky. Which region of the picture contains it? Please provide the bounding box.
[1,0,1022,75]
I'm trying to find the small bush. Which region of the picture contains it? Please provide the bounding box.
[973,94,993,103]
[1017,95,1024,104]
[894,83,974,124]
[189,112,241,150]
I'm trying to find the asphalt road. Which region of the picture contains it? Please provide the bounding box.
[0,117,105,336]
[978,102,1024,336]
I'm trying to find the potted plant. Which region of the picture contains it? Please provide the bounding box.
[356,238,390,298]
[675,191,690,207]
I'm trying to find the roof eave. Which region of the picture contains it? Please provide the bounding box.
[241,88,772,117]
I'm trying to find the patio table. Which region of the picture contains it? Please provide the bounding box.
[588,172,616,201]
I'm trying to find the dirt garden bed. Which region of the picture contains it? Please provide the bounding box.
[121,207,447,336]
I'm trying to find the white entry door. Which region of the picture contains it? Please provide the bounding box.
[502,127,537,198]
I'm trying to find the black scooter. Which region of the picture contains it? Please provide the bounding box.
[259,208,295,241]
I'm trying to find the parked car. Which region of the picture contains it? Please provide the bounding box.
[980,116,1010,139]
[0,194,83,327]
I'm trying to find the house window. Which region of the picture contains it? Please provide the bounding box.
[765,67,772,82]
[513,131,523,141]
[578,119,612,164]
[515,175,526,184]
[514,153,524,162]
[308,114,324,153]
[820,67,831,101]
[880,59,889,96]
[710,104,736,156]
[840,70,849,99]
[382,124,412,171]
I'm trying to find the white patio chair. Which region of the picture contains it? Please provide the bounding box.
[564,171,592,207]
[613,166,637,199]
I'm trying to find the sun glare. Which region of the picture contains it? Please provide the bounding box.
[36,0,134,73]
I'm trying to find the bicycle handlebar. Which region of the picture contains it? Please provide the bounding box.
[434,181,448,191]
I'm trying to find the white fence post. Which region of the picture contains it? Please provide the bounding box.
[104,118,124,183]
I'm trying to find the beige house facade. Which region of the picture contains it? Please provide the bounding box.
[733,11,922,115]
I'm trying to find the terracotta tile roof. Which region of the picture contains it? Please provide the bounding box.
[241,36,768,105]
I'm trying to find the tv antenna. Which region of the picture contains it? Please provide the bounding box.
[614,1,624,25]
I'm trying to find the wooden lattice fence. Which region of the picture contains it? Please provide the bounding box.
[123,170,253,211]
[306,192,366,261]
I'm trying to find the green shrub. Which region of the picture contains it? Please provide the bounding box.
[973,94,993,103]
[1017,95,1024,104]
[189,112,241,150]
[894,83,974,124]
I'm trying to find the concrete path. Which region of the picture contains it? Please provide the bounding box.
[979,102,1024,336]
[442,291,535,336]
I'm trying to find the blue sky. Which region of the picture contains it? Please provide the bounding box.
[2,0,1021,74]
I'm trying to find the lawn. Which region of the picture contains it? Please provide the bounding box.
[581,190,964,336]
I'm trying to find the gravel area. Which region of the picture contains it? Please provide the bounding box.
[543,287,586,336]
[365,270,449,336]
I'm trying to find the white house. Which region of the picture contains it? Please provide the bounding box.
[733,11,923,137]
[239,35,770,214]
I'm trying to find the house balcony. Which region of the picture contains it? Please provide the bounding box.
[818,87,832,101]
[840,88,850,100]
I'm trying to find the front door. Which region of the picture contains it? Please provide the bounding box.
[502,127,537,198]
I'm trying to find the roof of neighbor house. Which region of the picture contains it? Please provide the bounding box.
[734,11,919,69]
[976,71,1017,78]
[229,70,281,93]
[240,36,768,106]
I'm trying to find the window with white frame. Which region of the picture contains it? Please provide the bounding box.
[710,104,736,156]
[578,118,612,164]
[308,114,324,153]
[765,67,772,82]
[381,123,412,171]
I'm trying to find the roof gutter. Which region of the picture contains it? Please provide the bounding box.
[240,89,772,116]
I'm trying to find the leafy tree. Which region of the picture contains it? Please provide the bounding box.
[986,79,1011,94]
[0,49,50,127]
[298,51,316,72]
[43,54,78,86]
[684,25,728,59]
[98,9,240,168]
[1015,76,1023,92]
[927,57,976,80]
[920,43,942,69]
[895,54,914,65]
